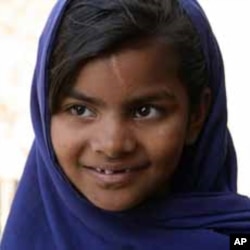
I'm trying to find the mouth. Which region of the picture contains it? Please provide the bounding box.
[80,162,151,187]
[83,164,149,175]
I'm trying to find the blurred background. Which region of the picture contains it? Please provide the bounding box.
[0,0,56,236]
[0,0,249,236]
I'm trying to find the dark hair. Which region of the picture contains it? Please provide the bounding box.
[49,0,208,113]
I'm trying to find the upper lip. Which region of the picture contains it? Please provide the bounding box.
[82,162,150,172]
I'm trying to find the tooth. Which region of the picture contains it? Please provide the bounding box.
[104,169,114,175]
[125,168,131,173]
[96,168,102,173]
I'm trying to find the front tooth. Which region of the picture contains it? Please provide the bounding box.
[96,168,102,173]
[104,169,114,175]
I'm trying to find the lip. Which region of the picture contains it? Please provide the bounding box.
[81,162,150,186]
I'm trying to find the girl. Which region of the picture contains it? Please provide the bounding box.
[1,0,250,249]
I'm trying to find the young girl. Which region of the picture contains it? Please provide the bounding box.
[1,0,250,249]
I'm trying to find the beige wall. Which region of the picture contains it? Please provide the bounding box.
[0,179,18,234]
[0,0,56,236]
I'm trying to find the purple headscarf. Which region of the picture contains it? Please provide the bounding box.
[1,0,250,249]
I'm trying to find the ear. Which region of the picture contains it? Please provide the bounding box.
[185,87,212,145]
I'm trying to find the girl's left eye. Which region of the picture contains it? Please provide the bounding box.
[134,105,162,119]
[68,105,95,117]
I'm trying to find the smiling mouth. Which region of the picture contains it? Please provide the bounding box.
[83,164,149,175]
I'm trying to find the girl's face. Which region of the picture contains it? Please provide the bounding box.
[51,41,206,211]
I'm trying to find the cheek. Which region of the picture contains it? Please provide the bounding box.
[145,122,188,166]
[50,117,85,165]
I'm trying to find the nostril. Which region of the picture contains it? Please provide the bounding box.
[91,130,136,157]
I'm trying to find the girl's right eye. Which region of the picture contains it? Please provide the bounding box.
[68,105,95,118]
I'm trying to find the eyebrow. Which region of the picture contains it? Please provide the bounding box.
[128,91,176,106]
[67,89,176,107]
[67,90,106,106]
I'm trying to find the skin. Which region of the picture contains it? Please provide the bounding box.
[51,41,210,211]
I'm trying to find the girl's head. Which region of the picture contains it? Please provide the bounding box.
[49,0,210,113]
[49,0,211,211]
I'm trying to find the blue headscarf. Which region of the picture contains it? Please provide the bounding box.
[1,0,250,249]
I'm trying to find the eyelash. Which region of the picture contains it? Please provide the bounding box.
[65,104,167,120]
[67,104,96,118]
[132,104,166,119]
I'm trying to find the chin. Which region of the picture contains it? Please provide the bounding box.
[89,195,144,212]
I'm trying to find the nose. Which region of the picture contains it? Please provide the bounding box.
[91,117,136,158]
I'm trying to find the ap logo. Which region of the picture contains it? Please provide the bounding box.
[230,234,250,250]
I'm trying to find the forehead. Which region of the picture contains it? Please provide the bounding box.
[76,40,180,88]
[68,40,188,108]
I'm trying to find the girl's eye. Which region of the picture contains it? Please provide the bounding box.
[68,105,95,117]
[134,105,161,119]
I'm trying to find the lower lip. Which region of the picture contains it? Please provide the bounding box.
[84,165,150,187]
